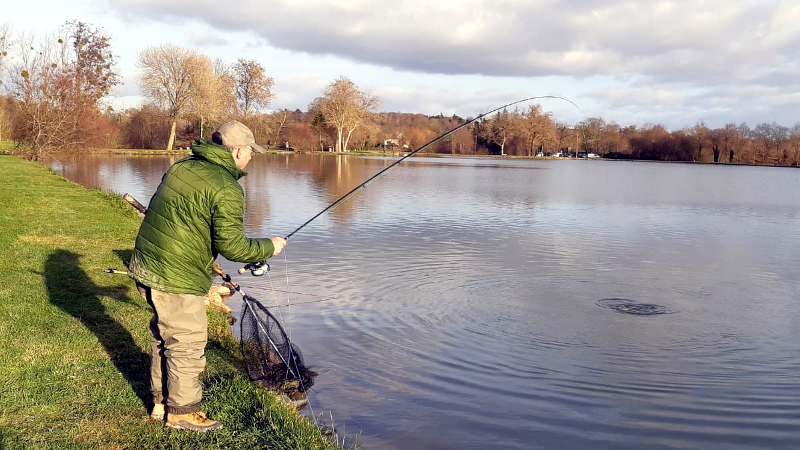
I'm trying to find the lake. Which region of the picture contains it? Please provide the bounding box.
[51,154,800,450]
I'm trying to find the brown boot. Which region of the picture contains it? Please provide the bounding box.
[166,411,222,432]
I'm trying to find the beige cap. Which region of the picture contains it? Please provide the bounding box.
[212,121,266,153]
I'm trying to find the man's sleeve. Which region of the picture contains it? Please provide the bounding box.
[211,183,275,262]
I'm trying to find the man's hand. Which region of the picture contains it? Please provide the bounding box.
[271,237,287,255]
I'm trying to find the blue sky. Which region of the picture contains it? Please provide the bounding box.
[3,0,799,130]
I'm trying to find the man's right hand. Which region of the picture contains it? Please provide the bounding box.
[271,237,287,255]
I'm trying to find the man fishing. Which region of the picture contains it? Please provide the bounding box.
[129,120,286,432]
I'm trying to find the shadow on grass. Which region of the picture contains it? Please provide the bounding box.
[44,249,150,408]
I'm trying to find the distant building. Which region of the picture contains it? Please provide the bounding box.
[383,138,400,148]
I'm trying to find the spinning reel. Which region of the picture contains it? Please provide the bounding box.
[238,260,270,276]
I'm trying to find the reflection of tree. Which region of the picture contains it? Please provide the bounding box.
[295,154,392,224]
[311,155,373,223]
[48,155,172,207]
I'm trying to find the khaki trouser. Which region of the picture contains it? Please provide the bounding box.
[137,283,207,415]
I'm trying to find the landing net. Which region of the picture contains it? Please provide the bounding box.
[239,294,317,398]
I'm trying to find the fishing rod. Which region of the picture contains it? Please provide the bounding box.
[283,95,579,240]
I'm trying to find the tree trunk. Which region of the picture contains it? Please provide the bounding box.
[343,127,356,152]
[167,120,177,150]
[336,127,344,152]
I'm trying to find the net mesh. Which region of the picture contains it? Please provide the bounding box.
[240,294,316,397]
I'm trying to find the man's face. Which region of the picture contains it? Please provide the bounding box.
[233,146,253,170]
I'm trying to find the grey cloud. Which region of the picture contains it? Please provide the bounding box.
[107,0,795,81]
[104,0,799,128]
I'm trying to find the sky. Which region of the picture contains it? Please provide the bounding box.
[3,0,799,130]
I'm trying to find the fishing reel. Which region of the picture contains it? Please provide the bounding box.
[239,260,270,277]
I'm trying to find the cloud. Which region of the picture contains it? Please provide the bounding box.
[186,25,229,47]
[98,0,800,128]
[108,0,796,79]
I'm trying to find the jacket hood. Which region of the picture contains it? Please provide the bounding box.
[191,139,247,179]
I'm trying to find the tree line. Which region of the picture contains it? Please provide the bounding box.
[1,21,799,166]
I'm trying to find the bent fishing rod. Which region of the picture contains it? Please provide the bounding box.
[283,95,579,241]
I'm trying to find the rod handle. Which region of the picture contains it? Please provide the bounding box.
[123,193,147,215]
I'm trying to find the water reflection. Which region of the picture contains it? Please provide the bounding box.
[50,155,800,450]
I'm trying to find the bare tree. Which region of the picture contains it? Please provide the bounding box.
[710,128,724,163]
[577,117,606,155]
[8,23,119,158]
[554,122,570,154]
[310,77,380,152]
[518,104,553,156]
[64,21,119,104]
[137,44,208,150]
[686,121,710,162]
[0,24,10,142]
[0,24,10,83]
[488,108,515,155]
[790,124,800,166]
[268,109,291,148]
[723,123,739,163]
[752,123,773,164]
[735,123,752,164]
[188,56,237,140]
[232,59,274,118]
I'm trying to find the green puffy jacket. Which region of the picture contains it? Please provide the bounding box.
[129,139,275,295]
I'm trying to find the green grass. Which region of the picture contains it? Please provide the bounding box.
[0,156,346,450]
[0,140,23,154]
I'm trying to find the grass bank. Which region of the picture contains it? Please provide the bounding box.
[0,155,344,449]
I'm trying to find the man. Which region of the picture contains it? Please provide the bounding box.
[129,120,286,432]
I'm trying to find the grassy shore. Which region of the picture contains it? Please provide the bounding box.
[0,155,345,449]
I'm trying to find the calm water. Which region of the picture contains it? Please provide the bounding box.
[52,154,800,450]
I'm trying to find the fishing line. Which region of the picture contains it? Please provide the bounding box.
[259,248,323,424]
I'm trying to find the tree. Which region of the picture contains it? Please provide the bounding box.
[8,22,119,158]
[122,104,171,149]
[137,45,209,150]
[518,104,553,156]
[554,122,570,153]
[0,23,9,84]
[310,110,332,151]
[0,24,10,142]
[64,20,119,104]
[232,59,274,118]
[450,123,473,155]
[723,123,741,163]
[488,108,515,155]
[188,57,235,139]
[771,124,790,164]
[687,121,710,162]
[752,123,772,164]
[268,109,290,147]
[710,128,724,163]
[310,77,380,152]
[789,124,800,166]
[577,117,606,154]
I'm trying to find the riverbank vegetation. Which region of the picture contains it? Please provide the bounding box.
[1,21,799,165]
[0,155,346,450]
